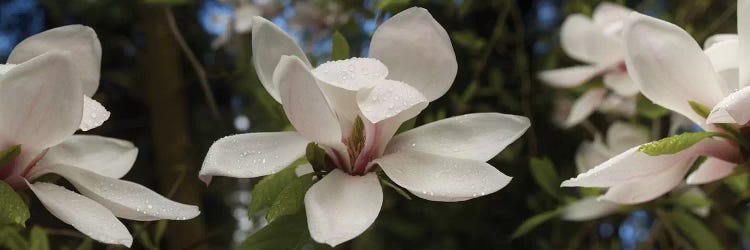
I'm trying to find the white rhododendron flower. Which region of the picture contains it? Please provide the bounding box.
[538,2,639,127]
[0,25,199,247]
[561,10,748,204]
[200,7,530,246]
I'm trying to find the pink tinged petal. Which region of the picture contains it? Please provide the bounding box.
[199,132,309,184]
[599,160,691,204]
[251,17,311,102]
[312,58,389,132]
[305,169,382,247]
[563,87,607,128]
[561,197,621,221]
[575,135,611,173]
[375,151,511,202]
[34,135,137,179]
[27,181,132,247]
[603,71,639,96]
[0,51,82,161]
[8,25,101,96]
[80,95,110,131]
[605,122,649,154]
[592,2,632,30]
[386,113,530,162]
[41,164,200,221]
[686,157,736,185]
[707,86,750,124]
[369,7,457,101]
[704,34,737,49]
[623,12,725,126]
[740,0,750,88]
[537,66,604,88]
[275,56,343,147]
[560,14,624,65]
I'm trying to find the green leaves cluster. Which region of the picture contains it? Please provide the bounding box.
[241,163,315,249]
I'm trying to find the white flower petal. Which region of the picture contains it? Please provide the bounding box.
[704,39,739,92]
[275,56,343,147]
[34,135,137,179]
[537,66,604,88]
[592,2,632,29]
[575,135,611,173]
[376,151,511,202]
[305,170,382,247]
[199,132,309,184]
[623,12,725,126]
[312,58,388,91]
[686,157,736,184]
[40,164,200,221]
[234,5,260,34]
[707,86,750,124]
[598,94,636,116]
[386,113,529,162]
[80,95,110,131]
[0,51,82,167]
[562,138,737,188]
[357,79,427,124]
[560,14,623,65]
[606,122,649,154]
[295,163,314,177]
[313,58,389,132]
[603,71,639,96]
[599,160,690,204]
[369,7,457,101]
[561,197,621,221]
[252,17,311,102]
[563,87,607,128]
[739,0,750,88]
[8,25,101,96]
[704,34,737,49]
[28,181,132,247]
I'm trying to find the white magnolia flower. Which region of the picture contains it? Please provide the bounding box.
[561,122,647,221]
[538,2,639,127]
[200,7,530,246]
[561,11,747,204]
[212,3,263,48]
[0,25,199,247]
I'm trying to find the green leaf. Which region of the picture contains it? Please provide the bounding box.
[248,164,300,216]
[528,157,559,197]
[724,173,748,195]
[29,226,49,250]
[74,238,93,250]
[266,174,314,222]
[306,143,329,176]
[637,97,670,119]
[0,226,28,250]
[638,132,726,156]
[154,220,168,245]
[0,180,29,227]
[0,145,20,170]
[331,31,350,61]
[237,213,312,250]
[668,210,725,250]
[375,0,410,12]
[672,192,711,209]
[511,208,562,239]
[689,101,711,118]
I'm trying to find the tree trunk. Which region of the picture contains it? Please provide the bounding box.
[138,5,206,250]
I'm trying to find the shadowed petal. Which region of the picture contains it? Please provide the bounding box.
[34,135,137,179]
[686,157,736,184]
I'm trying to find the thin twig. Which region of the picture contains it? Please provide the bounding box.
[42,227,86,239]
[163,7,222,121]
[697,1,737,41]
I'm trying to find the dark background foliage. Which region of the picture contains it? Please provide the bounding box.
[0,0,741,249]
